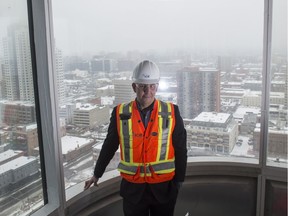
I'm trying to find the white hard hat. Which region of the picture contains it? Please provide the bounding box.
[132,60,160,84]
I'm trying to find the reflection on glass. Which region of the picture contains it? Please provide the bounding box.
[0,0,44,215]
[267,0,287,165]
[51,0,264,193]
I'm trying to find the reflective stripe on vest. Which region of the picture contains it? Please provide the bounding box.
[118,102,132,162]
[117,100,175,177]
[118,160,175,176]
[158,100,173,161]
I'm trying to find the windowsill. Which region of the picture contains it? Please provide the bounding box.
[65,155,287,208]
[187,155,259,165]
[66,169,120,201]
[266,160,288,169]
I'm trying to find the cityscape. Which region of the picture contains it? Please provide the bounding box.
[0,6,287,215]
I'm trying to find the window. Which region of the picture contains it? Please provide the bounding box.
[50,0,268,197]
[0,1,44,215]
[267,0,287,166]
[0,0,283,214]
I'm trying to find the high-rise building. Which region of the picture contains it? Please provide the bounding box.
[55,48,65,105]
[0,58,4,99]
[63,56,90,72]
[90,58,117,74]
[2,25,65,105]
[2,24,34,101]
[90,58,103,73]
[217,56,233,73]
[177,66,221,119]
[113,78,134,105]
[15,27,34,102]
[117,59,134,71]
[158,61,184,78]
[283,65,287,109]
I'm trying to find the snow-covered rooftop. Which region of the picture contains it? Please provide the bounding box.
[26,123,37,130]
[0,156,36,174]
[101,96,114,105]
[193,112,231,124]
[75,103,97,111]
[0,150,19,163]
[0,100,34,106]
[97,85,114,90]
[233,106,261,119]
[61,136,94,154]
[93,142,120,152]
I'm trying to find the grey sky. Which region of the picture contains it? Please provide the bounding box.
[52,0,264,55]
[1,0,286,56]
[0,0,27,36]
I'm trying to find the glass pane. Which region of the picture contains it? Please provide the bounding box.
[0,0,44,215]
[267,0,287,166]
[51,0,263,195]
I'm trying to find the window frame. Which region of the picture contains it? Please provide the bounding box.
[28,0,66,215]
[25,0,287,215]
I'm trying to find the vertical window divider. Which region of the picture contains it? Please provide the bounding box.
[27,0,48,205]
[260,0,273,170]
[258,0,273,215]
[28,0,66,215]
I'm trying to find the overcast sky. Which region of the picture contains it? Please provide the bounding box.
[52,0,264,55]
[0,0,286,56]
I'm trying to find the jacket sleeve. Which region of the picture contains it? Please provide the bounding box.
[172,104,187,182]
[94,106,119,178]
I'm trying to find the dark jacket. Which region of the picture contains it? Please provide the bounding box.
[94,100,187,203]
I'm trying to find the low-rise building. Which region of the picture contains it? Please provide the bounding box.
[0,156,38,191]
[242,91,285,107]
[0,101,36,126]
[254,125,287,159]
[186,112,238,154]
[61,135,96,162]
[14,124,39,156]
[96,85,114,97]
[73,104,110,129]
[240,113,259,135]
[0,149,24,166]
[59,103,76,124]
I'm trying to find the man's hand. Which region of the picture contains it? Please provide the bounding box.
[84,176,99,190]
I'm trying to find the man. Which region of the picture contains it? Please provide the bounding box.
[84,60,187,216]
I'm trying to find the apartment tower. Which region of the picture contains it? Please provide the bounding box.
[177,66,221,119]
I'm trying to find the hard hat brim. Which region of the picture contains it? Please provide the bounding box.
[132,78,160,85]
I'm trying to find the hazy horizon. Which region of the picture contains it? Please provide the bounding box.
[1,0,286,57]
[52,0,264,56]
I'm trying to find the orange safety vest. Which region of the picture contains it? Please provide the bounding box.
[116,100,176,183]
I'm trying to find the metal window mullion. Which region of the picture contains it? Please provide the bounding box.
[29,0,66,215]
[258,0,273,215]
[260,0,273,172]
[256,174,266,216]
[27,0,48,205]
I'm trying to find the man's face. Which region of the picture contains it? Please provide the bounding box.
[132,83,158,109]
